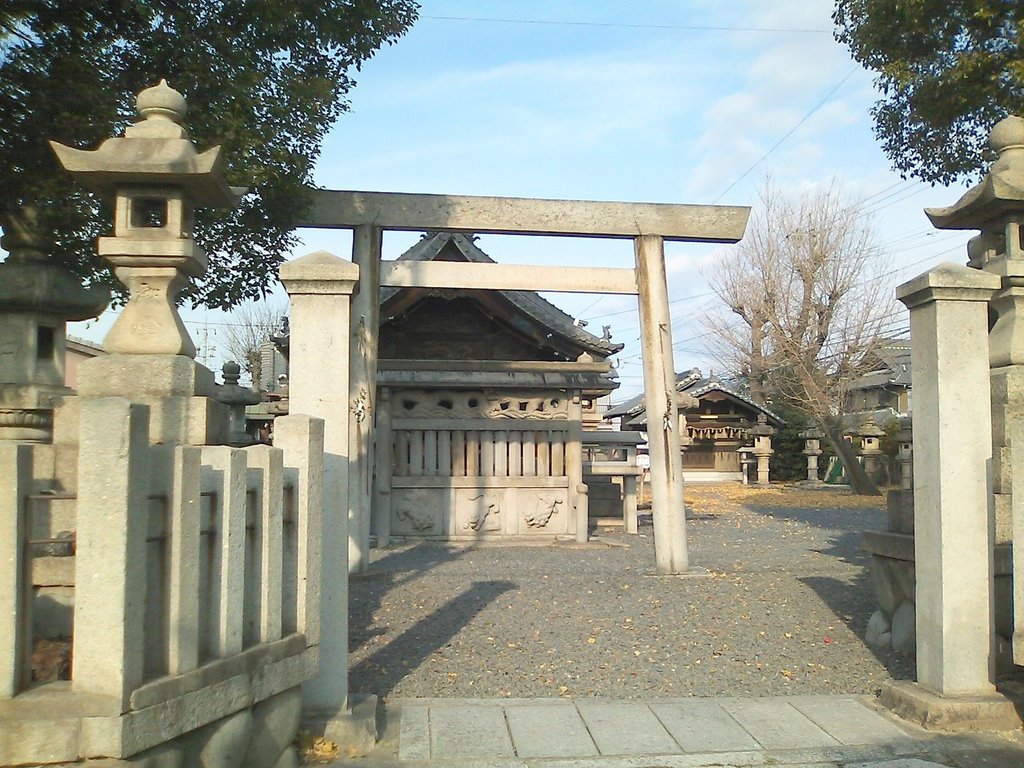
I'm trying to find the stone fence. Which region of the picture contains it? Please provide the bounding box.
[0,400,324,765]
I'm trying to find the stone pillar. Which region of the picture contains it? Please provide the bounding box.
[634,234,688,574]
[749,413,775,486]
[280,250,358,714]
[882,264,1018,730]
[373,387,393,548]
[568,392,588,543]
[0,444,31,696]
[799,427,823,486]
[348,225,382,573]
[73,398,150,707]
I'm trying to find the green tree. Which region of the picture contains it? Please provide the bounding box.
[834,0,1024,185]
[0,1,418,308]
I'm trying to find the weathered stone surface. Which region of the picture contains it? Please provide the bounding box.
[0,714,80,765]
[504,703,598,758]
[240,688,302,768]
[871,557,900,615]
[892,560,916,605]
[866,610,892,648]
[891,601,916,655]
[271,747,299,768]
[720,698,839,750]
[320,694,379,757]
[650,700,760,752]
[576,701,678,755]
[881,680,1022,732]
[428,704,515,759]
[178,709,252,768]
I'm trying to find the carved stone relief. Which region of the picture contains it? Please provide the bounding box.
[463,491,502,532]
[524,493,563,528]
[394,489,441,532]
[395,389,569,420]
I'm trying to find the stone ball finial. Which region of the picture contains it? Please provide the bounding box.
[989,115,1024,154]
[137,79,187,124]
[222,360,241,386]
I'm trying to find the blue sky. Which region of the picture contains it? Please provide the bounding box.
[70,0,979,399]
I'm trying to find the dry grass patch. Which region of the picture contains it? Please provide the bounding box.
[685,483,884,517]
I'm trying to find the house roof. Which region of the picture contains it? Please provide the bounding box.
[847,338,911,391]
[605,368,783,426]
[380,233,623,359]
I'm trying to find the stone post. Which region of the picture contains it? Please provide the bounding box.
[635,234,688,574]
[749,413,775,486]
[882,264,1019,730]
[280,251,358,715]
[348,225,382,573]
[568,392,588,543]
[799,427,823,486]
[373,387,393,548]
[73,398,150,707]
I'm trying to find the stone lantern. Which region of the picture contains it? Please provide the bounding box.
[0,207,109,441]
[748,413,775,485]
[51,80,243,443]
[896,419,913,491]
[857,419,885,482]
[925,114,1024,556]
[217,361,261,446]
[798,426,824,486]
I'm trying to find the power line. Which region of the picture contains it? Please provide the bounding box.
[712,68,860,204]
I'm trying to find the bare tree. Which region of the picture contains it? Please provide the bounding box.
[222,299,289,389]
[704,181,895,495]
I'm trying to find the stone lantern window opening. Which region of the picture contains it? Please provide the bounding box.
[115,186,193,240]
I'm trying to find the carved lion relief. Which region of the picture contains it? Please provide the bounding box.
[463,492,502,532]
[524,493,563,528]
[394,490,439,532]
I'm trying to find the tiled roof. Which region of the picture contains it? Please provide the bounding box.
[381,233,624,357]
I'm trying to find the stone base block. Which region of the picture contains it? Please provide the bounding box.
[304,694,379,757]
[78,354,217,399]
[880,680,1023,732]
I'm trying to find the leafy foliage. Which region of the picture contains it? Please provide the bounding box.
[0,1,418,308]
[834,0,1024,184]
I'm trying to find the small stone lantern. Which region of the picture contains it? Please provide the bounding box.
[0,207,109,441]
[217,361,261,446]
[857,419,885,482]
[799,426,824,486]
[896,420,913,491]
[748,413,776,485]
[51,80,243,359]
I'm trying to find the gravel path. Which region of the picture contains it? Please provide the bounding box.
[348,485,913,700]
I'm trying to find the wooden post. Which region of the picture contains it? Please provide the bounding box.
[349,225,382,573]
[635,234,688,574]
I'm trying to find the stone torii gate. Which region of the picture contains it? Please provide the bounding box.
[293,190,747,565]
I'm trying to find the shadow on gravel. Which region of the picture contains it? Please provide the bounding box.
[349,579,517,696]
[350,542,478,654]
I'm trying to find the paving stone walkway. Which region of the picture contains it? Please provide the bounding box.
[333,694,1024,767]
